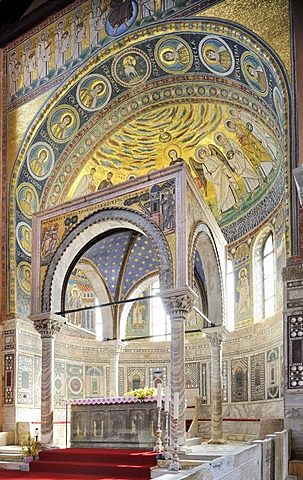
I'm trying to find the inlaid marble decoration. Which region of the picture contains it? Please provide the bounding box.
[17,355,33,404]
[267,347,279,399]
[201,362,207,403]
[185,362,199,389]
[4,354,14,405]
[85,366,103,397]
[251,353,265,401]
[4,330,15,350]
[67,364,83,399]
[149,366,167,388]
[222,360,228,402]
[288,314,303,389]
[127,366,145,391]
[54,361,67,405]
[231,357,248,402]
[119,366,124,396]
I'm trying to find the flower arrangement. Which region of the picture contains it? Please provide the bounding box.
[21,432,39,458]
[124,387,156,399]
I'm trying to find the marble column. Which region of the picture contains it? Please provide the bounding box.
[30,313,64,448]
[107,340,127,397]
[159,287,197,447]
[203,326,228,444]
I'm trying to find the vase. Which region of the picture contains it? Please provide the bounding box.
[24,456,34,463]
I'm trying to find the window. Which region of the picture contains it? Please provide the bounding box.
[226,258,235,330]
[150,280,171,341]
[263,233,275,318]
[253,229,276,321]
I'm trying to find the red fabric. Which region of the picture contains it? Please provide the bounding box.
[0,448,158,479]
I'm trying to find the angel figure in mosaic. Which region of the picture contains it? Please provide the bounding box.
[214,132,261,199]
[225,119,275,182]
[190,145,239,219]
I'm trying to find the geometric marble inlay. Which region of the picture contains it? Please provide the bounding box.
[251,353,265,401]
[4,354,14,405]
[288,315,303,388]
[17,355,33,404]
[185,362,199,389]
[231,357,248,402]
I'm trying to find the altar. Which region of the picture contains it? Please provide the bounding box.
[67,396,160,449]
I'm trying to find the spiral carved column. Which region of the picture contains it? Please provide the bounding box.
[31,313,64,448]
[107,340,127,397]
[203,326,228,444]
[160,287,197,447]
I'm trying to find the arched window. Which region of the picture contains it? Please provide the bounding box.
[253,228,275,321]
[263,233,275,318]
[226,258,235,330]
[150,279,171,341]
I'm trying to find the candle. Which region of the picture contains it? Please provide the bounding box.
[173,392,179,419]
[164,386,169,412]
[157,383,162,408]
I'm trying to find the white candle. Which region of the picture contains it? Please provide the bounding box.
[173,392,179,419]
[164,386,169,412]
[157,383,162,408]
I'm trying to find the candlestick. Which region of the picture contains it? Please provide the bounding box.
[157,383,162,408]
[163,409,170,459]
[164,386,169,412]
[169,418,181,471]
[153,405,164,453]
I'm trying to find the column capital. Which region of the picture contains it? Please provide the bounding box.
[202,326,229,346]
[106,339,127,355]
[29,312,65,338]
[158,287,198,319]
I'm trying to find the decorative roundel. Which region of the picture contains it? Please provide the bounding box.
[241,51,268,97]
[16,182,39,219]
[16,222,32,256]
[154,36,193,74]
[69,377,82,393]
[111,47,151,88]
[47,104,80,143]
[198,35,235,76]
[76,74,112,112]
[17,261,31,294]
[26,142,54,180]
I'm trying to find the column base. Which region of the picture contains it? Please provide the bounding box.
[41,443,60,450]
[208,438,227,445]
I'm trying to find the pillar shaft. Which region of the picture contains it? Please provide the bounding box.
[107,340,126,397]
[160,287,197,447]
[204,327,227,444]
[30,313,64,448]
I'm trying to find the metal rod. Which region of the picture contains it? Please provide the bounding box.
[56,293,159,316]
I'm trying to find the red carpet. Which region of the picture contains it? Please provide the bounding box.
[0,448,158,480]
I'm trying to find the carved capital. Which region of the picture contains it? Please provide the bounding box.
[106,340,127,356]
[203,326,228,347]
[159,287,197,319]
[29,313,65,338]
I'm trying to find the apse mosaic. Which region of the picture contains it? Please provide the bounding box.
[7,0,289,318]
